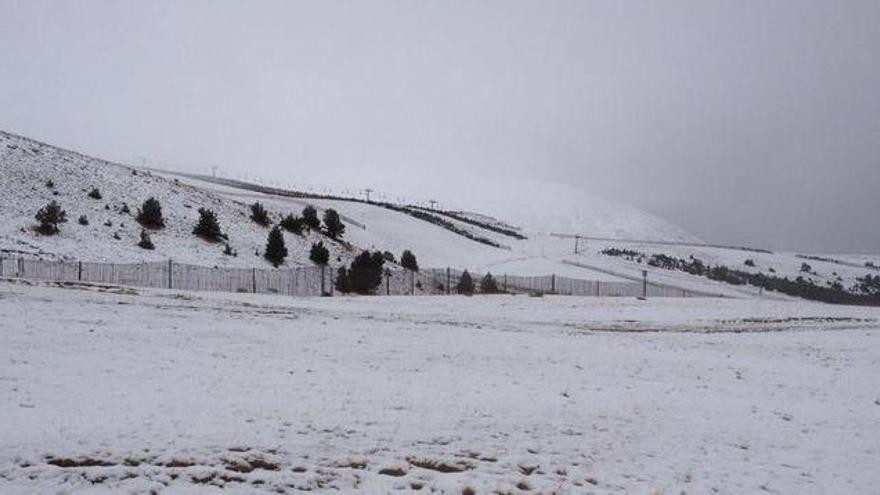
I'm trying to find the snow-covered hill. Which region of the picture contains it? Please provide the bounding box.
[4,128,876,301]
[1,129,699,276]
[0,131,352,268]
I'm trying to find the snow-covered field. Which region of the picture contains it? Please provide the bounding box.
[2,278,880,494]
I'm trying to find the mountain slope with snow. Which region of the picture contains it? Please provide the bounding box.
[0,131,352,268]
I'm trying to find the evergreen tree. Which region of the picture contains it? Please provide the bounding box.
[279,214,304,235]
[88,188,102,200]
[223,243,237,257]
[78,215,89,226]
[264,226,288,267]
[137,229,155,250]
[302,205,321,231]
[383,251,396,263]
[35,200,67,235]
[400,250,419,272]
[250,202,270,226]
[323,208,345,239]
[193,207,224,241]
[136,197,165,229]
[310,241,329,265]
[335,266,352,294]
[480,272,500,294]
[456,270,475,295]
[348,251,385,294]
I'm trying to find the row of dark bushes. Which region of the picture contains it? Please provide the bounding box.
[601,248,880,305]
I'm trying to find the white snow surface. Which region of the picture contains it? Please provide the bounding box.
[2,279,880,494]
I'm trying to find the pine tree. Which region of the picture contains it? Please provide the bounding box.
[348,251,385,294]
[323,208,345,239]
[251,202,270,226]
[264,226,288,267]
[400,250,419,272]
[35,200,67,235]
[310,241,329,265]
[137,229,155,250]
[280,214,304,235]
[456,270,475,295]
[335,266,352,293]
[302,205,320,231]
[480,272,500,294]
[78,215,89,226]
[136,197,165,229]
[88,188,102,200]
[193,207,224,241]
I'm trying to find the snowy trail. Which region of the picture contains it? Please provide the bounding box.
[1,280,880,494]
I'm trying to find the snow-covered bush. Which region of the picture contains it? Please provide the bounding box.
[34,200,67,235]
[137,229,155,250]
[193,208,224,242]
[310,241,329,265]
[264,226,287,267]
[250,202,270,227]
[136,197,165,229]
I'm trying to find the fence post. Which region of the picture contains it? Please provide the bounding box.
[168,259,173,289]
[410,270,415,295]
[78,261,82,281]
[504,274,507,292]
[596,280,600,297]
[446,267,450,295]
[642,270,648,299]
[19,258,24,277]
[551,274,556,294]
[320,265,325,295]
[0,257,3,277]
[252,268,257,293]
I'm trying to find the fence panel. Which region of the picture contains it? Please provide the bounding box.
[0,256,709,299]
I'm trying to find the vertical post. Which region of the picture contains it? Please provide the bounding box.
[320,265,325,295]
[446,267,450,295]
[19,258,24,277]
[574,235,579,254]
[385,272,390,295]
[410,270,415,295]
[642,270,648,299]
[252,268,257,293]
[78,261,82,281]
[504,274,507,293]
[596,280,600,297]
[551,274,556,294]
[168,259,173,289]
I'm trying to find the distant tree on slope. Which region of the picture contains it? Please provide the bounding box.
[264,226,288,267]
[35,200,67,235]
[456,270,474,295]
[323,209,345,239]
[302,205,321,231]
[193,208,224,241]
[251,202,270,226]
[400,250,419,272]
[310,241,329,265]
[136,197,165,229]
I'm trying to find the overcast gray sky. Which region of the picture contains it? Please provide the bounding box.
[1,0,878,253]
